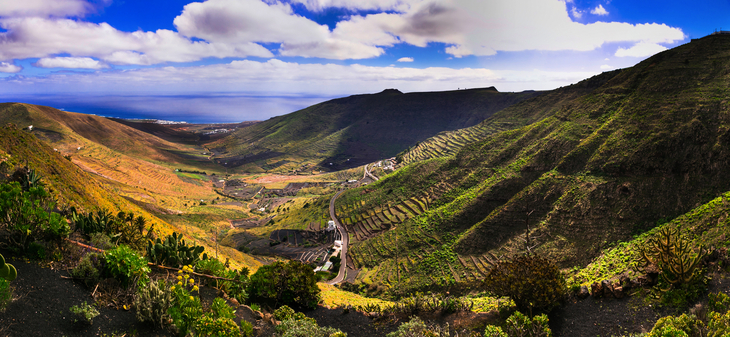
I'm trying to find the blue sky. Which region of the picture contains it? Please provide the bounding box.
[0,0,724,122]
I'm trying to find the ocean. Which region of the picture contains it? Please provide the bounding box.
[0,93,333,124]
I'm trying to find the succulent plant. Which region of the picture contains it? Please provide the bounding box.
[0,253,17,282]
[146,232,207,268]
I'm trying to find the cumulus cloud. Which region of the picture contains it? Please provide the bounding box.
[0,0,107,18]
[0,59,597,94]
[173,0,384,59]
[0,17,273,64]
[333,0,684,58]
[288,0,414,11]
[615,42,668,57]
[590,4,609,16]
[34,56,108,69]
[397,57,414,62]
[0,62,22,73]
[600,64,612,70]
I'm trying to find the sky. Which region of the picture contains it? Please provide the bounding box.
[0,0,726,122]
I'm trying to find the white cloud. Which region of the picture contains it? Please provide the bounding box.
[35,56,107,69]
[0,59,597,94]
[600,64,612,70]
[397,57,414,62]
[590,4,608,16]
[174,0,384,59]
[570,7,583,19]
[0,62,21,73]
[334,0,684,58]
[0,17,273,64]
[288,0,415,12]
[0,0,105,18]
[615,42,668,57]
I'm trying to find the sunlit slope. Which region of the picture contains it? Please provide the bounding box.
[0,103,212,169]
[0,124,262,272]
[209,88,542,172]
[334,34,730,294]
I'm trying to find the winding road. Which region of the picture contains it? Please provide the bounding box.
[326,190,348,285]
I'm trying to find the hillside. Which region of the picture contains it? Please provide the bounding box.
[0,104,264,271]
[329,34,730,295]
[208,87,542,173]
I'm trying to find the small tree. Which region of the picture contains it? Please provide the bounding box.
[248,260,320,309]
[483,254,565,315]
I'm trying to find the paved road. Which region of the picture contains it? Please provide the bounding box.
[363,163,379,181]
[326,190,348,285]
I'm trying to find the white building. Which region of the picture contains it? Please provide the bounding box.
[326,220,336,231]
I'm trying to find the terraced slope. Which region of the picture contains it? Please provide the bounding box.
[336,34,730,295]
[209,87,542,173]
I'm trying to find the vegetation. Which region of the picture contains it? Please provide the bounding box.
[0,253,16,282]
[637,226,706,290]
[0,181,70,252]
[134,279,174,327]
[147,232,208,268]
[248,260,320,309]
[69,301,100,325]
[274,305,346,337]
[70,252,103,288]
[103,244,151,288]
[484,311,552,337]
[387,316,449,337]
[483,255,565,314]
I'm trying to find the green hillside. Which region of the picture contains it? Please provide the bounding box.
[208,87,541,173]
[331,34,730,295]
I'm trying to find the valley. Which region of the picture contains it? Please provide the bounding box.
[5,34,730,336]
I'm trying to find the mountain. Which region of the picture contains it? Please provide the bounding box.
[333,34,730,295]
[207,87,542,173]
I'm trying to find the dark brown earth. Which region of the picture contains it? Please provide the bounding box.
[3,249,728,337]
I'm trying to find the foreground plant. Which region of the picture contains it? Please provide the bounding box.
[636,226,706,291]
[483,254,566,315]
[484,311,552,337]
[69,301,100,325]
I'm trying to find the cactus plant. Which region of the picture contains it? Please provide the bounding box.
[134,279,173,327]
[146,232,207,268]
[0,253,17,282]
[637,226,706,290]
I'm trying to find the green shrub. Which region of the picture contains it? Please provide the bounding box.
[709,292,730,314]
[387,316,450,337]
[249,260,320,309]
[193,315,241,337]
[646,314,702,337]
[484,325,508,337]
[0,278,11,312]
[0,181,70,252]
[103,245,150,288]
[70,252,103,288]
[90,232,115,250]
[483,255,566,314]
[708,310,730,336]
[69,301,100,325]
[502,311,552,337]
[134,279,174,327]
[168,265,203,336]
[275,316,346,337]
[195,258,249,303]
